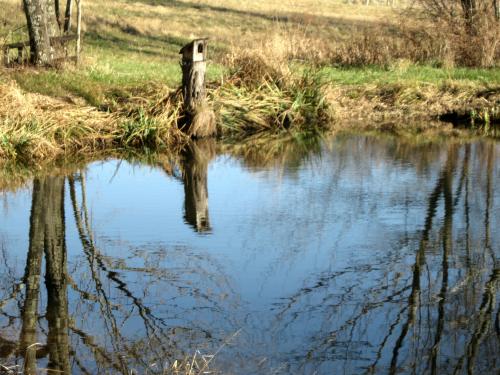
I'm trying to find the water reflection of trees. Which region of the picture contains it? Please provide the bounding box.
[0,168,236,373]
[219,131,323,172]
[270,141,498,374]
[0,133,498,374]
[16,176,69,374]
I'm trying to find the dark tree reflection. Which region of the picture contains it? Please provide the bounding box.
[270,141,499,374]
[20,176,70,374]
[0,169,235,373]
[0,134,497,375]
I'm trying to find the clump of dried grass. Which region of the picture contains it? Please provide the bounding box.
[115,85,188,147]
[0,80,119,161]
[215,37,334,136]
[223,35,292,87]
[185,102,217,138]
[213,73,333,136]
[326,81,500,129]
[0,81,188,162]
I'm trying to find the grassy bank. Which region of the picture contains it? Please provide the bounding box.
[0,0,499,163]
[0,62,333,162]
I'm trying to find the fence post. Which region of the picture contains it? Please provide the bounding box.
[75,0,82,65]
[179,38,216,138]
[3,47,10,66]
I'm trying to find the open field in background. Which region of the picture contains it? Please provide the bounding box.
[1,0,498,97]
[1,0,406,94]
[0,0,499,163]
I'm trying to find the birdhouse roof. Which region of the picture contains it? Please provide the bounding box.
[179,38,209,55]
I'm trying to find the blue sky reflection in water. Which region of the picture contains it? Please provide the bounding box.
[0,134,498,374]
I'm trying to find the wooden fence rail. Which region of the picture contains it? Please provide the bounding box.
[2,34,77,66]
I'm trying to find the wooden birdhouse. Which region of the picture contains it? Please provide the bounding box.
[178,38,215,138]
[179,38,208,63]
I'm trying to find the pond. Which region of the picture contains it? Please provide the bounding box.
[0,133,498,374]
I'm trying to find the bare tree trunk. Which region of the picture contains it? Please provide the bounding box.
[55,0,62,30]
[22,0,57,65]
[64,0,73,33]
[76,0,82,64]
[461,0,477,32]
[44,0,58,35]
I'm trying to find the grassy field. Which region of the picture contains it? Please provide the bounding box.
[0,0,499,162]
[1,0,401,101]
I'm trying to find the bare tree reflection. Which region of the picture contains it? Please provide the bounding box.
[270,141,498,374]
[19,176,70,374]
[0,165,237,373]
[64,169,237,373]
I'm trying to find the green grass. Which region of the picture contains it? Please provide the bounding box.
[2,0,497,107]
[11,52,224,108]
[11,57,497,110]
[320,65,500,86]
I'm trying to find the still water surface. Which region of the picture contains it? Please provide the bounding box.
[0,134,498,374]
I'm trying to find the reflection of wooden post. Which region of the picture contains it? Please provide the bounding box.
[181,139,216,233]
[179,39,216,138]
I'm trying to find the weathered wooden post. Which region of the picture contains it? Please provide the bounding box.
[17,46,24,64]
[179,38,216,138]
[75,0,82,65]
[3,46,10,66]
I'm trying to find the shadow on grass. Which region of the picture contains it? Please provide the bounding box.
[122,0,394,31]
[85,19,229,60]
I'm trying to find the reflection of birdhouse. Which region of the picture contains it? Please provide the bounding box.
[180,38,208,63]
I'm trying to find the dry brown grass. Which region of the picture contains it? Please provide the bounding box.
[326,81,500,127]
[213,47,333,136]
[0,79,188,162]
[0,79,118,160]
